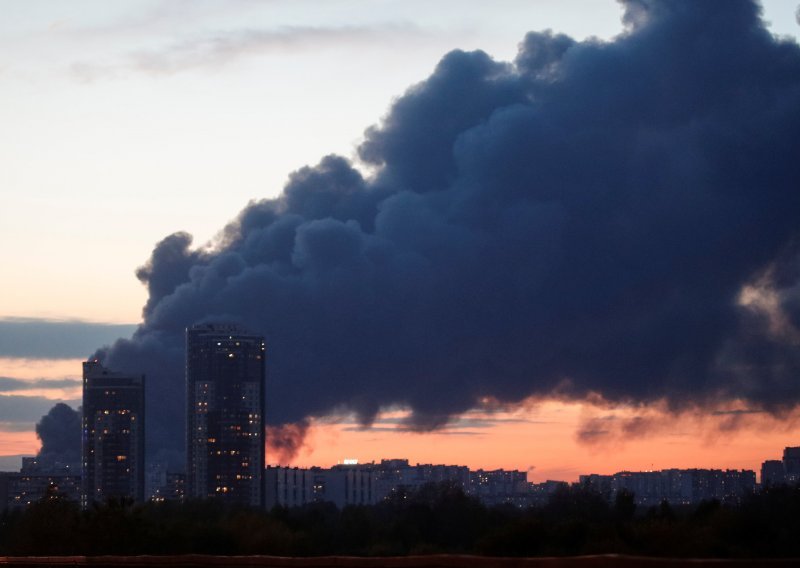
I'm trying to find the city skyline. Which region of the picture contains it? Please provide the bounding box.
[3,348,798,485]
[2,0,800,485]
[5,428,798,511]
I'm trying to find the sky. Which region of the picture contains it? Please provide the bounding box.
[1,0,799,481]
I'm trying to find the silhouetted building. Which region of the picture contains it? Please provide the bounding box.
[3,472,81,511]
[0,473,8,510]
[82,360,145,506]
[145,462,168,501]
[265,466,328,508]
[579,468,755,505]
[0,459,82,512]
[783,447,800,483]
[266,463,382,509]
[265,466,309,508]
[146,463,186,502]
[470,468,529,506]
[579,473,614,499]
[373,459,471,500]
[761,459,786,487]
[326,463,379,506]
[530,480,569,506]
[186,324,265,506]
[265,460,532,509]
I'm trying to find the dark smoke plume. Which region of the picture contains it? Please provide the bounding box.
[87,0,800,462]
[35,403,81,466]
[266,419,311,464]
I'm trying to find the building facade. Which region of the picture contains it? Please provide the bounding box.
[265,464,379,509]
[186,324,266,507]
[783,447,800,483]
[146,462,186,502]
[761,459,786,486]
[470,468,529,506]
[579,468,756,505]
[265,466,324,509]
[1,459,81,512]
[265,460,530,509]
[82,360,145,506]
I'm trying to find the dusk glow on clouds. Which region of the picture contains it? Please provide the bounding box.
[1,0,800,477]
[289,399,800,482]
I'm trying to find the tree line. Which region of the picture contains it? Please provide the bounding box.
[2,482,800,558]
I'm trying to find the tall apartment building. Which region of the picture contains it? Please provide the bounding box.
[186,324,265,507]
[82,360,145,506]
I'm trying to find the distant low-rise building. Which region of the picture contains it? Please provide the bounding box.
[374,459,470,499]
[265,464,377,509]
[529,480,569,506]
[578,468,755,505]
[579,474,614,499]
[265,460,530,509]
[146,463,186,502]
[761,459,786,487]
[265,466,320,509]
[0,460,81,511]
[469,468,529,506]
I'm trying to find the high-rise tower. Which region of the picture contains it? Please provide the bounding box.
[186,324,265,506]
[82,360,145,507]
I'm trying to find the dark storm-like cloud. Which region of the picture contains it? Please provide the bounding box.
[89,0,800,461]
[0,318,137,359]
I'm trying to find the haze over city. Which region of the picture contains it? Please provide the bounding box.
[2,0,800,485]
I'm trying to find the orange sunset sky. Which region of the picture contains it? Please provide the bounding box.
[1,355,796,482]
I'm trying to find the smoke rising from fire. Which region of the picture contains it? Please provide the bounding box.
[85,0,800,462]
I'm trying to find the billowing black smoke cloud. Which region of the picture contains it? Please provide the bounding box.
[92,0,800,462]
[36,403,81,466]
[266,419,311,464]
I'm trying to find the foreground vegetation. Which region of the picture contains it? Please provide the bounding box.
[2,483,800,558]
